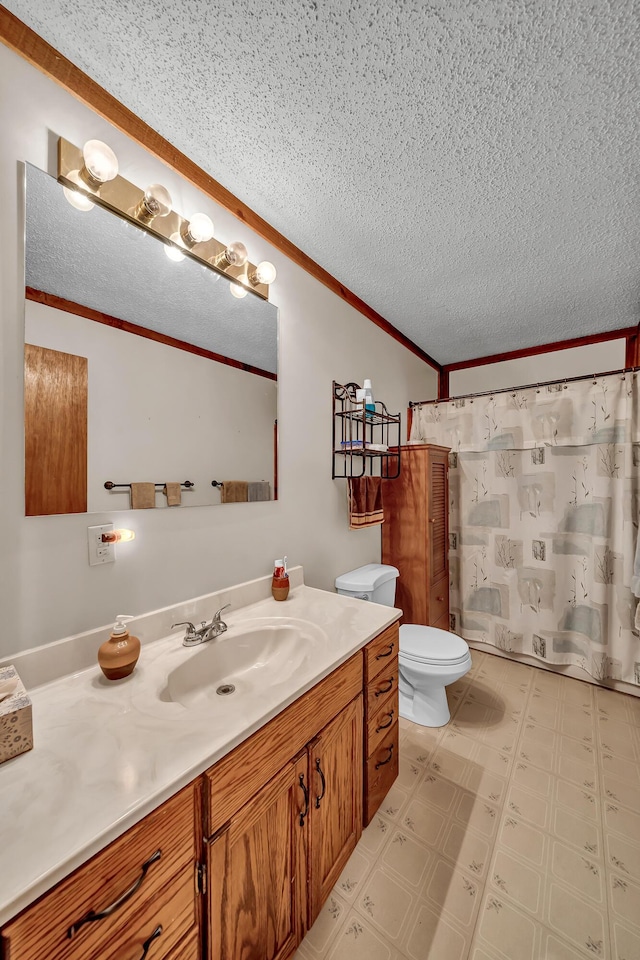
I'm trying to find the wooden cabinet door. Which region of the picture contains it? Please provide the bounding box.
[308,696,363,925]
[427,448,449,589]
[207,753,308,960]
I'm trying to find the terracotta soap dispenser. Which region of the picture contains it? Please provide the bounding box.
[98,615,140,680]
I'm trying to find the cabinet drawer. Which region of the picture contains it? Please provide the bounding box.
[2,783,198,960]
[99,864,196,960]
[366,663,398,714]
[364,723,399,826]
[429,577,448,625]
[364,624,399,685]
[366,688,398,758]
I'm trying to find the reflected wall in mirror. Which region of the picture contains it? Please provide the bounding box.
[24,164,278,516]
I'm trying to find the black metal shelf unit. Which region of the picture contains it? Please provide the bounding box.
[332,381,401,479]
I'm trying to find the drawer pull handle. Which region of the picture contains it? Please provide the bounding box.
[375,710,395,733]
[374,678,395,697]
[315,757,326,808]
[375,744,395,770]
[140,924,163,959]
[67,849,162,939]
[436,596,444,602]
[375,642,395,660]
[298,773,309,827]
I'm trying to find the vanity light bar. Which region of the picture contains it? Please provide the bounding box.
[57,137,272,300]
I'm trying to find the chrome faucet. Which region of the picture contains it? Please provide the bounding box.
[172,604,231,647]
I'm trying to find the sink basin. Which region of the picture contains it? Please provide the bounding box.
[166,617,327,708]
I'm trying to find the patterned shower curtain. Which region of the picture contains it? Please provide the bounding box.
[410,372,640,686]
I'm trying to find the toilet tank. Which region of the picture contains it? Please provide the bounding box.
[335,564,399,606]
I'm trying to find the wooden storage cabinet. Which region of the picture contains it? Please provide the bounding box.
[363,623,399,825]
[382,443,450,629]
[1,781,200,960]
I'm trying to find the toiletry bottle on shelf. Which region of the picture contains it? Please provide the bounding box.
[363,379,375,419]
[272,556,290,601]
[98,615,140,680]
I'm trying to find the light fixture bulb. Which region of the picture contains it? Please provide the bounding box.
[250,260,277,286]
[184,212,214,244]
[135,183,173,224]
[62,170,94,211]
[81,139,119,185]
[164,233,186,262]
[230,282,248,299]
[224,241,248,267]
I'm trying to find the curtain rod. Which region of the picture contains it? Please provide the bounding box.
[410,365,640,408]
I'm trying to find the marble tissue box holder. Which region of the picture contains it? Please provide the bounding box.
[0,666,33,764]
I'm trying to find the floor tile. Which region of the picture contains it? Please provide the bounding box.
[545,883,608,958]
[357,867,414,942]
[406,902,470,960]
[421,857,483,929]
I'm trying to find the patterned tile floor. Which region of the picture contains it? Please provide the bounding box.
[294,649,640,960]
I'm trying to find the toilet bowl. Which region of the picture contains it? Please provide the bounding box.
[399,624,471,727]
[335,563,471,728]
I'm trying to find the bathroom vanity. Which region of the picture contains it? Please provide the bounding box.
[0,572,400,960]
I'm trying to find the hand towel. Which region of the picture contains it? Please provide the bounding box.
[221,481,249,503]
[130,482,156,509]
[247,481,271,502]
[347,477,384,529]
[163,482,182,506]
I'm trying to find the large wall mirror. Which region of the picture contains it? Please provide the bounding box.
[24,164,278,516]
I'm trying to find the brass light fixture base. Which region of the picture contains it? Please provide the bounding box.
[57,137,270,300]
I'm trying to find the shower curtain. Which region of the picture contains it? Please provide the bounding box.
[410,372,640,685]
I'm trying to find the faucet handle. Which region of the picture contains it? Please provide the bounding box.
[172,620,196,636]
[213,603,231,621]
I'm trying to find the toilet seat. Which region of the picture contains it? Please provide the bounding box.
[399,624,470,666]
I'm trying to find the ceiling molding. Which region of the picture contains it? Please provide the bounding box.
[0,5,441,373]
[442,325,639,373]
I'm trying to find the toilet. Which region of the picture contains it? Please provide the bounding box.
[335,563,471,727]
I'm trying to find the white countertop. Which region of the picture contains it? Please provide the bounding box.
[0,581,400,925]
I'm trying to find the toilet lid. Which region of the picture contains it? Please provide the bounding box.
[400,624,470,665]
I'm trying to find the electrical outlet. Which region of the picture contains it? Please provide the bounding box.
[88,523,115,566]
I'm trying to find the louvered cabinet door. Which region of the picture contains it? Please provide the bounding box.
[427,446,450,629]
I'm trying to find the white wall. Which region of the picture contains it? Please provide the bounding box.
[25,300,277,509]
[0,43,438,654]
[449,339,626,396]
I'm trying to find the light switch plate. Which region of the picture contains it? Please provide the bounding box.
[88,523,115,566]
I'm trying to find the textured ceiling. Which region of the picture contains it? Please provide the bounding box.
[7,0,640,365]
[25,165,278,374]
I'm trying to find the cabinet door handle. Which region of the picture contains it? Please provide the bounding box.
[315,757,326,808]
[67,849,162,938]
[298,773,309,827]
[374,677,395,697]
[375,642,395,660]
[436,596,444,602]
[375,710,395,733]
[140,925,163,959]
[375,744,395,770]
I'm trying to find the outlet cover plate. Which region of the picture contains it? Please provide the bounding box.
[88,523,115,566]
